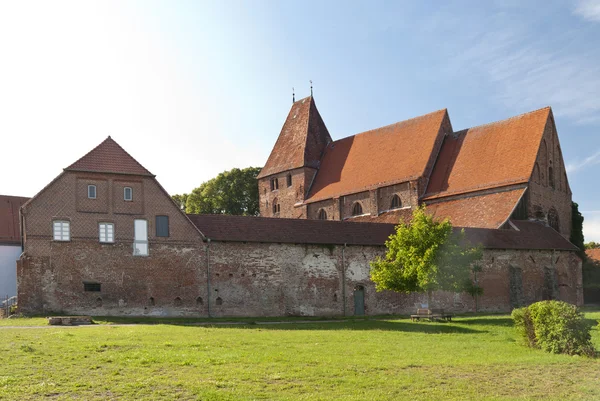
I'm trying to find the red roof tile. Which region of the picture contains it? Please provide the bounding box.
[0,195,29,245]
[425,107,550,199]
[306,109,448,202]
[257,97,331,179]
[186,214,577,251]
[65,137,153,176]
[425,188,526,229]
[346,208,414,225]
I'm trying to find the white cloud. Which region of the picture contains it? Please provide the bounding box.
[566,149,600,173]
[582,211,600,242]
[574,0,600,21]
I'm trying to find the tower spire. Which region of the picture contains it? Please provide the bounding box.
[292,87,295,103]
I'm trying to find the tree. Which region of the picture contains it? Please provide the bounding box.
[585,242,600,250]
[178,167,261,216]
[370,206,482,307]
[570,202,585,257]
[171,194,188,210]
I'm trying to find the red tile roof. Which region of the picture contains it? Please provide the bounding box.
[257,97,331,179]
[425,188,526,229]
[0,195,29,245]
[346,208,414,225]
[306,109,448,202]
[586,248,600,262]
[186,214,577,251]
[425,107,550,199]
[65,137,153,176]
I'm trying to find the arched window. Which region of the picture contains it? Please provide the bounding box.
[548,166,555,189]
[287,174,292,187]
[390,194,402,209]
[352,202,363,216]
[272,198,279,215]
[533,163,540,184]
[548,207,560,232]
[318,209,327,220]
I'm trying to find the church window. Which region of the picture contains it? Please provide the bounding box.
[390,194,402,209]
[318,209,327,220]
[270,178,279,191]
[287,174,292,187]
[352,202,363,216]
[272,199,280,215]
[548,208,560,232]
[549,166,555,189]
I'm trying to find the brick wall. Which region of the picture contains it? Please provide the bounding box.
[258,167,315,219]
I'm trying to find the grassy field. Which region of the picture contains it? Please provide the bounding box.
[1,311,599,400]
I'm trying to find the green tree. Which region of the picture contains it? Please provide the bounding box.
[370,206,482,307]
[585,242,600,250]
[171,194,188,210]
[570,202,585,257]
[182,167,261,216]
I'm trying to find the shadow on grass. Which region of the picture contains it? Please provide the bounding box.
[458,318,514,327]
[93,316,484,334]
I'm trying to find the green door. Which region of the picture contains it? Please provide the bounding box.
[354,286,365,315]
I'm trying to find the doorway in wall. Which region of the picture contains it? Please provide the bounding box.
[354,285,365,315]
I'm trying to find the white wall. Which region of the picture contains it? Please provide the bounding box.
[0,245,20,298]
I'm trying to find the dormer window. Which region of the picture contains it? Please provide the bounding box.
[390,194,402,209]
[124,187,133,201]
[352,202,363,216]
[88,185,96,199]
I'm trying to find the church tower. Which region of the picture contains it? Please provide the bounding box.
[257,96,332,218]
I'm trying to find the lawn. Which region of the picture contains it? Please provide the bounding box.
[0,311,599,400]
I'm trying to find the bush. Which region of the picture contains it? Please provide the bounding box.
[511,301,596,356]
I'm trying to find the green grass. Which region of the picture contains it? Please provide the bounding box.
[1,311,599,400]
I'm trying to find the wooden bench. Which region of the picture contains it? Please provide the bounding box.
[410,308,453,322]
[48,316,93,326]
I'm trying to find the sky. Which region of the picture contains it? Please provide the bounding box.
[1,1,600,240]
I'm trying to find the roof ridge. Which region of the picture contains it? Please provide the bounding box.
[456,106,551,133]
[331,108,447,144]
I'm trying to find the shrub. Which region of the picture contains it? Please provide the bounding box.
[511,301,596,356]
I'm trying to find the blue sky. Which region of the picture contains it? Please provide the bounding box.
[1,1,600,240]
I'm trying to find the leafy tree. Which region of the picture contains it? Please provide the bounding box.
[585,242,600,250]
[570,202,585,257]
[181,167,261,216]
[171,194,188,210]
[370,206,482,307]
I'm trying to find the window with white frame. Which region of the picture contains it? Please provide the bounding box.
[99,223,114,243]
[124,187,133,201]
[133,219,148,256]
[88,185,97,199]
[53,220,70,241]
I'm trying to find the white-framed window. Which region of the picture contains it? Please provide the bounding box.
[99,223,114,243]
[88,185,97,199]
[124,187,133,201]
[53,220,70,241]
[133,219,148,256]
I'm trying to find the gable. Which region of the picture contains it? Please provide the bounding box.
[306,109,448,202]
[425,107,550,199]
[65,136,153,176]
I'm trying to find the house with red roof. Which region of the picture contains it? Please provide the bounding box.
[16,104,583,317]
[258,97,572,241]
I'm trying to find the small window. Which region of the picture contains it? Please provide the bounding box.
[99,223,114,243]
[88,185,97,199]
[84,282,101,292]
[318,209,327,220]
[390,194,402,209]
[352,202,363,216]
[270,178,279,191]
[124,187,133,201]
[53,220,70,241]
[133,219,148,256]
[287,174,292,187]
[156,215,169,237]
[548,167,554,189]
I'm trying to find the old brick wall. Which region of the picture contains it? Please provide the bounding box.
[527,116,572,238]
[258,167,315,219]
[377,182,417,214]
[18,171,204,314]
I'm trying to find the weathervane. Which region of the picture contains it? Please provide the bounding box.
[310,80,313,96]
[292,87,295,103]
